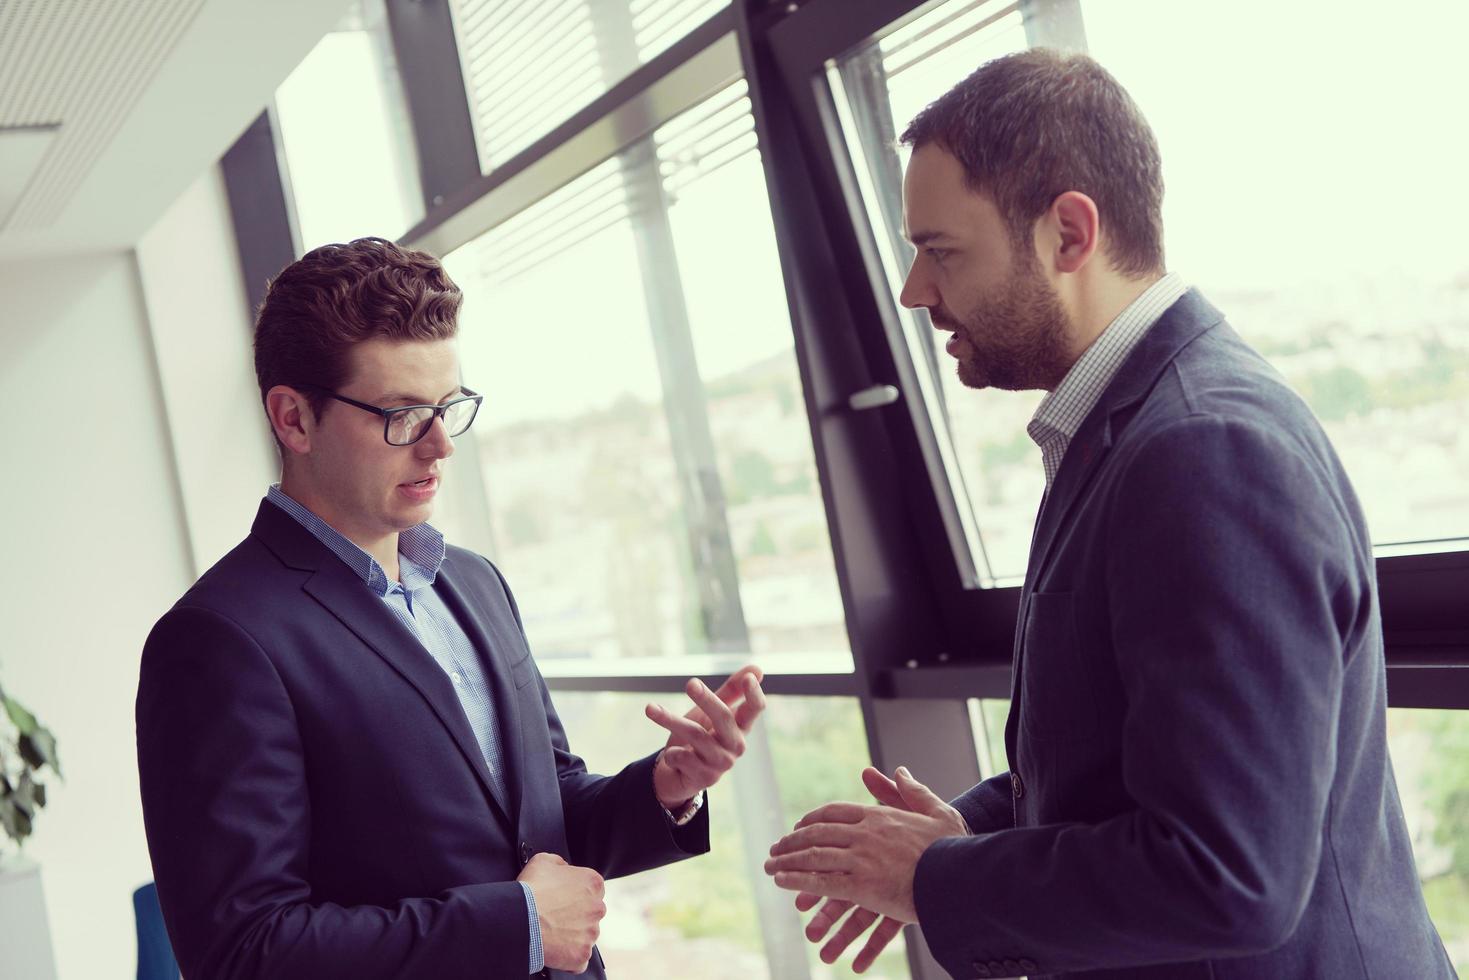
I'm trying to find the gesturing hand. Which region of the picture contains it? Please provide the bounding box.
[645,664,766,809]
[516,852,606,974]
[767,766,969,932]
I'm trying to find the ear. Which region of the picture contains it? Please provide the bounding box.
[265,385,315,457]
[1044,190,1101,275]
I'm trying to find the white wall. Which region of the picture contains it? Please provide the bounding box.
[136,164,277,574]
[0,251,195,980]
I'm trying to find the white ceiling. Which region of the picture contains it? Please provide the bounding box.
[0,0,354,261]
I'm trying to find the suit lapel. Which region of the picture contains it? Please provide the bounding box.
[1008,290,1226,736]
[432,553,528,834]
[1025,289,1226,591]
[251,502,516,831]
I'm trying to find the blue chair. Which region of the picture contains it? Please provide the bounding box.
[132,882,180,980]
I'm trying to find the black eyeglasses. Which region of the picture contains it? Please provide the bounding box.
[299,385,483,446]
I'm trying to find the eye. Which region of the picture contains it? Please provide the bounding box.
[924,247,950,262]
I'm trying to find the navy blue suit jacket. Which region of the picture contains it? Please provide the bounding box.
[137,501,709,979]
[913,291,1456,979]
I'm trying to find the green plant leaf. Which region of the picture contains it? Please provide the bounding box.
[0,796,32,843]
[17,728,60,777]
[11,771,39,818]
[3,693,38,737]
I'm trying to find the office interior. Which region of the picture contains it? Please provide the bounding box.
[0,0,1466,977]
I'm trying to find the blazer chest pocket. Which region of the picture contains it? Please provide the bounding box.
[1019,591,1101,742]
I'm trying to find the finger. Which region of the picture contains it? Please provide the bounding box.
[795,891,823,913]
[711,664,763,705]
[794,802,867,829]
[768,823,856,857]
[685,677,743,753]
[894,766,947,817]
[821,906,880,964]
[853,916,904,973]
[861,766,906,809]
[646,703,719,748]
[802,897,854,940]
[772,870,857,901]
[648,706,732,770]
[764,846,853,876]
[734,674,767,733]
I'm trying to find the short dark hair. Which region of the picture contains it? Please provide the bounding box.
[900,48,1164,278]
[253,237,462,429]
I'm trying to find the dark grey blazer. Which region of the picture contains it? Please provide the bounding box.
[914,290,1456,979]
[137,501,708,980]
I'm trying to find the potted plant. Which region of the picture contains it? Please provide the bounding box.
[0,681,61,980]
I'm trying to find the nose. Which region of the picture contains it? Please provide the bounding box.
[898,259,933,311]
[417,415,455,460]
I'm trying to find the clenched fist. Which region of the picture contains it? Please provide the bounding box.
[517,852,607,973]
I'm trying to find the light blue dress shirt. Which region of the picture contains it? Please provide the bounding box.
[266,485,545,974]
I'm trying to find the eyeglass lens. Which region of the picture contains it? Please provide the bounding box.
[386,399,476,446]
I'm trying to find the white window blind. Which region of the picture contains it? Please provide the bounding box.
[464,79,756,287]
[449,0,730,172]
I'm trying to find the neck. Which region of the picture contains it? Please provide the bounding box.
[1063,270,1164,366]
[277,475,401,581]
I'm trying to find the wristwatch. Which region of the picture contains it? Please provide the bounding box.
[662,788,705,826]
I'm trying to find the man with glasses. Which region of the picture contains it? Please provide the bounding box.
[137,237,766,979]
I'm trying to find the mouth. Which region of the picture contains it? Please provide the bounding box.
[398,475,440,500]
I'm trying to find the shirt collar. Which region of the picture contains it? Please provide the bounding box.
[1028,271,1187,448]
[265,484,446,597]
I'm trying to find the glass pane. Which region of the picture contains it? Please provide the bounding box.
[1390,708,1469,973]
[549,691,908,978]
[967,697,1009,778]
[828,0,1038,586]
[273,0,423,250]
[444,83,849,675]
[449,0,730,172]
[1082,0,1469,550]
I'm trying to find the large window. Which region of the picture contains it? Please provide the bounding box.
[830,0,1469,585]
[444,81,849,676]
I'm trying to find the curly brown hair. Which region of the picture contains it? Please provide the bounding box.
[253,237,462,431]
[901,48,1165,278]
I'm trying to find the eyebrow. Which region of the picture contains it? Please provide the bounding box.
[905,230,956,246]
[376,387,463,405]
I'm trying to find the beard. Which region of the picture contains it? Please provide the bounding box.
[934,256,1073,392]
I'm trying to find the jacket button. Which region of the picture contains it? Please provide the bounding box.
[1011,772,1025,799]
[519,841,533,865]
[1019,959,1038,972]
[1002,959,1021,974]
[970,963,991,978]
[987,960,1005,974]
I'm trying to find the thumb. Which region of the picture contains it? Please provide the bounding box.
[861,766,906,809]
[894,766,946,816]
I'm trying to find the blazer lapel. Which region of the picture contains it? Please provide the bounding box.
[1008,290,1226,726]
[432,553,528,833]
[251,502,516,830]
[1025,289,1226,591]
